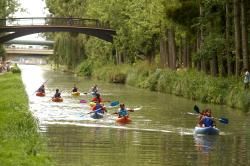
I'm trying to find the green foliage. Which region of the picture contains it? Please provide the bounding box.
[52,33,86,70]
[241,91,250,112]
[10,65,21,73]
[193,33,225,61]
[126,62,153,87]
[76,60,93,76]
[0,45,5,59]
[0,0,19,17]
[92,63,129,83]
[0,73,53,165]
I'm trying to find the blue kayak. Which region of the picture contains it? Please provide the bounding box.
[90,112,104,119]
[194,126,220,135]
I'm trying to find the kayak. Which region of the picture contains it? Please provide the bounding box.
[36,92,45,97]
[71,92,80,96]
[52,97,63,102]
[90,112,104,119]
[194,126,220,135]
[116,116,131,124]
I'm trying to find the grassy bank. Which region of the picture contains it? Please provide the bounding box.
[0,72,53,166]
[77,61,250,112]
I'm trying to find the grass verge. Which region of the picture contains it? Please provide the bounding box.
[0,72,53,166]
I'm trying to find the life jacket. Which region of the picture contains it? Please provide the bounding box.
[118,109,128,117]
[203,116,214,127]
[93,103,104,113]
[92,97,102,103]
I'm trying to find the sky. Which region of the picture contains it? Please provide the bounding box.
[14,0,49,40]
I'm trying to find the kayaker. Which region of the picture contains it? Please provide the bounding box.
[91,93,103,103]
[92,100,106,114]
[72,84,78,92]
[117,103,129,118]
[199,109,216,127]
[197,110,206,127]
[37,84,45,93]
[90,84,99,96]
[53,89,61,98]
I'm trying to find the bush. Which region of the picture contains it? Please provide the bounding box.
[10,66,21,73]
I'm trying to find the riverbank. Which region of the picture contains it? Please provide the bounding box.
[76,61,250,112]
[0,72,53,166]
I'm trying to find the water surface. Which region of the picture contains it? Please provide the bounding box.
[20,65,250,166]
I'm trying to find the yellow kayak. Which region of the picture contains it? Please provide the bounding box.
[71,92,80,96]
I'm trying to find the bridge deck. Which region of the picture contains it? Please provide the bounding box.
[0,17,116,43]
[5,48,53,55]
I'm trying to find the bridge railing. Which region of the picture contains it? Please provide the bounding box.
[0,17,110,29]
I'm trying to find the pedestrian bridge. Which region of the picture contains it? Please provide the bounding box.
[0,17,116,43]
[5,47,52,65]
[5,47,53,55]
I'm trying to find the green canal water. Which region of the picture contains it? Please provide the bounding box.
[20,65,250,166]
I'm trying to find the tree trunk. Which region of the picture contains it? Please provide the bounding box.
[160,37,167,68]
[187,39,192,69]
[196,31,201,71]
[199,3,206,73]
[240,0,249,70]
[183,36,187,68]
[233,0,242,76]
[179,37,183,68]
[210,54,219,76]
[225,0,233,75]
[168,28,177,70]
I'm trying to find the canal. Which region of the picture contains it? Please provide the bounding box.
[20,65,250,166]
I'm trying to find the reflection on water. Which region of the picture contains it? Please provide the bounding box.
[194,135,218,153]
[19,65,250,166]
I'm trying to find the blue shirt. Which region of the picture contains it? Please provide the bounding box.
[203,116,214,127]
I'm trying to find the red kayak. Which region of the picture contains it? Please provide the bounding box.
[36,92,45,97]
[116,116,132,124]
[52,97,63,102]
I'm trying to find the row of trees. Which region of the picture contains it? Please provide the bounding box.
[0,0,19,60]
[45,0,250,77]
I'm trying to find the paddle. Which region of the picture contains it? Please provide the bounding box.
[79,100,119,107]
[113,106,142,114]
[87,107,102,114]
[193,105,229,124]
[110,101,119,107]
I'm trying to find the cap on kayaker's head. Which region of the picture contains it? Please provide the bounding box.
[56,89,59,92]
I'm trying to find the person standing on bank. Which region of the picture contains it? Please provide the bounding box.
[243,68,250,89]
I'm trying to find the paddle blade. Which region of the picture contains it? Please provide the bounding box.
[133,106,142,111]
[110,101,119,107]
[80,100,87,103]
[219,117,229,124]
[194,105,200,114]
